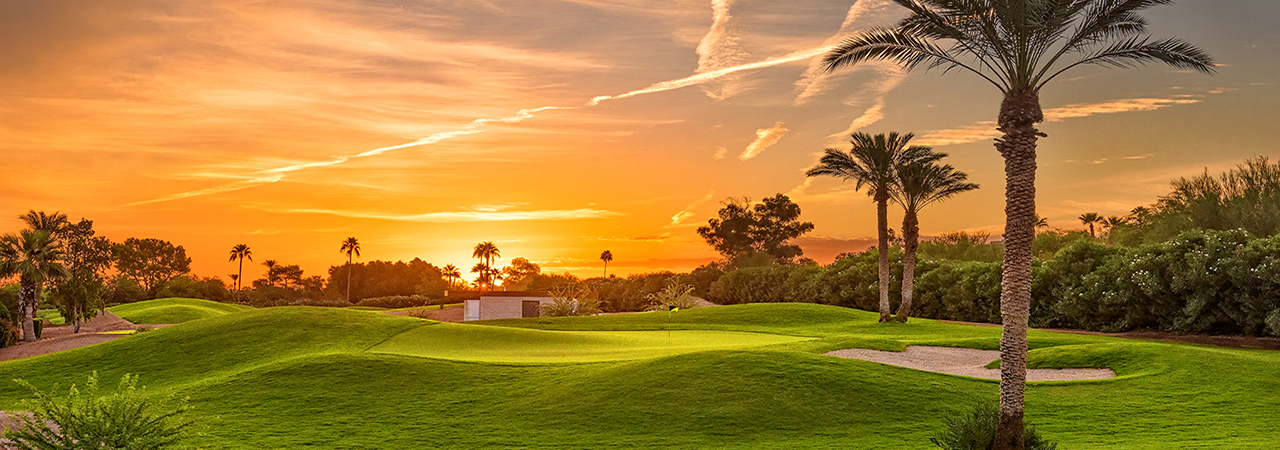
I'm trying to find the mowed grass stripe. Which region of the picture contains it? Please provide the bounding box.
[368,324,811,363]
[108,297,254,324]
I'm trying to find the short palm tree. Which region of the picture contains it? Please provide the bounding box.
[807,132,932,322]
[1078,212,1102,238]
[261,260,279,287]
[472,242,500,290]
[228,244,252,292]
[600,250,614,277]
[441,264,462,289]
[340,237,361,302]
[0,230,67,342]
[890,152,979,322]
[1033,215,1050,230]
[19,210,69,235]
[822,1,1214,447]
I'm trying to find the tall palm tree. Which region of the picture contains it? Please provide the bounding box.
[261,260,279,287]
[600,250,614,277]
[441,264,462,289]
[1078,212,1102,238]
[228,244,252,292]
[822,1,1213,447]
[807,132,932,322]
[0,230,67,342]
[890,152,979,322]
[341,237,360,303]
[472,241,500,291]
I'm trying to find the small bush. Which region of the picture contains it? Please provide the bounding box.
[645,279,700,311]
[405,309,436,319]
[1267,310,1280,337]
[33,319,44,340]
[541,285,600,317]
[134,326,154,334]
[253,298,352,308]
[929,404,1057,450]
[0,320,17,348]
[3,372,196,449]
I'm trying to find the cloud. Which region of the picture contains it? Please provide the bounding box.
[915,95,1209,147]
[794,0,894,104]
[275,207,622,223]
[670,191,716,227]
[740,122,789,160]
[713,146,728,159]
[589,46,826,106]
[694,0,750,100]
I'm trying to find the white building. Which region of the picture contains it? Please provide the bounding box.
[462,291,554,321]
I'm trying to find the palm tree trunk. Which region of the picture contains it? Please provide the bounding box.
[992,89,1044,450]
[20,279,36,342]
[896,211,920,322]
[876,194,891,322]
[346,256,353,303]
[237,257,244,292]
[73,305,82,333]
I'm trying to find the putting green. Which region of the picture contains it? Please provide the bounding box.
[368,323,811,363]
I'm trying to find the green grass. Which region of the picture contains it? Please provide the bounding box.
[108,298,254,324]
[35,309,65,326]
[0,303,1276,449]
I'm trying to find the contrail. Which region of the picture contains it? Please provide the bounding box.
[130,47,828,206]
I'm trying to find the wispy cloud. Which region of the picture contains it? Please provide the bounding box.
[694,0,749,100]
[276,207,622,223]
[590,46,826,106]
[740,122,789,160]
[670,191,716,227]
[794,0,893,104]
[915,95,1209,147]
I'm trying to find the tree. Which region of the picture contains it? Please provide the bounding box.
[228,244,252,293]
[600,250,614,277]
[113,238,192,298]
[501,257,542,289]
[19,210,69,236]
[441,264,462,289]
[1034,215,1050,230]
[48,219,114,333]
[1078,212,1101,238]
[697,194,815,265]
[261,260,279,287]
[341,237,360,303]
[0,230,66,342]
[472,241,500,290]
[823,1,1214,447]
[890,152,979,322]
[806,132,930,322]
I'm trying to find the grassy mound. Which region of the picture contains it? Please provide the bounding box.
[369,324,810,363]
[108,298,254,324]
[0,303,1275,449]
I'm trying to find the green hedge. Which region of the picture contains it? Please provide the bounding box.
[706,229,1280,336]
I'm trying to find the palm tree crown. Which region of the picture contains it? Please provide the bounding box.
[441,264,462,289]
[1079,212,1102,237]
[0,229,68,342]
[600,250,614,277]
[341,237,361,263]
[824,0,1215,95]
[19,210,69,235]
[472,241,500,290]
[228,244,252,292]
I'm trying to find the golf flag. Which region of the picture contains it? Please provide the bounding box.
[668,305,679,312]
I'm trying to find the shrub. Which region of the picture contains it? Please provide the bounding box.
[929,404,1057,450]
[645,279,700,311]
[3,372,195,449]
[33,319,44,340]
[541,285,600,317]
[157,276,232,303]
[355,295,435,309]
[406,309,437,319]
[1267,310,1280,337]
[253,298,352,308]
[0,320,17,349]
[134,326,154,334]
[0,301,12,323]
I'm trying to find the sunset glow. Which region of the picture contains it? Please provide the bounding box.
[2,0,1277,281]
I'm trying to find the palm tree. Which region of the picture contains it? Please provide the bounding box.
[472,241,500,291]
[822,1,1213,446]
[1079,212,1102,238]
[470,263,490,289]
[341,237,361,303]
[19,210,69,236]
[261,260,279,287]
[600,250,614,277]
[890,152,979,322]
[441,264,462,289]
[807,132,932,322]
[1033,215,1050,230]
[228,244,252,292]
[0,230,67,342]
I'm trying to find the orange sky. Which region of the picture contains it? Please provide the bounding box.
[2,0,1278,283]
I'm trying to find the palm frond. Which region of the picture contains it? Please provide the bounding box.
[1042,35,1215,87]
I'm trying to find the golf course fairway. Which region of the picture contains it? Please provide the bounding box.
[0,303,1275,449]
[107,298,254,324]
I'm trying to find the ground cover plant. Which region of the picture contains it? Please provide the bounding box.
[107,298,253,325]
[0,303,1274,449]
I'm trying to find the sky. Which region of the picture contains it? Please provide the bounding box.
[1,0,1277,283]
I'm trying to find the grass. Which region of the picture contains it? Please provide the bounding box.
[0,303,1275,449]
[108,298,254,324]
[35,309,65,326]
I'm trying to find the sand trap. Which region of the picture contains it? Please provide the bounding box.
[0,311,174,363]
[826,346,1115,381]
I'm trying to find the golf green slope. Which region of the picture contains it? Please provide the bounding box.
[369,324,809,363]
[108,298,253,324]
[0,304,1276,449]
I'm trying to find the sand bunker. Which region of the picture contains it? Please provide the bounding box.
[826,346,1115,381]
[0,311,173,363]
